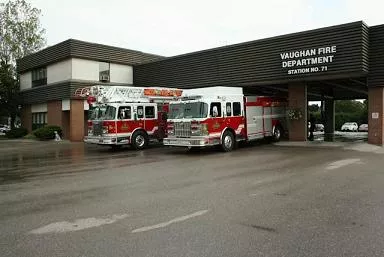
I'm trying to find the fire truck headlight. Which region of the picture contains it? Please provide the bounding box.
[201,124,208,135]
[102,126,108,134]
[88,127,93,135]
[191,130,200,135]
[167,124,174,135]
[167,128,174,135]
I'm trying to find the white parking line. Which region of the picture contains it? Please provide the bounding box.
[131,210,209,233]
[28,214,129,235]
[326,158,361,170]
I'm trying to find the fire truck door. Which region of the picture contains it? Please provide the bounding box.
[263,107,272,135]
[157,110,167,139]
[134,105,145,129]
[143,105,156,135]
[246,105,264,140]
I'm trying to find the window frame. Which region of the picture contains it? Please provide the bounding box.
[31,112,47,130]
[210,102,222,117]
[118,106,132,120]
[31,67,47,87]
[233,102,241,116]
[99,62,110,82]
[145,106,156,119]
[137,106,144,119]
[226,102,232,117]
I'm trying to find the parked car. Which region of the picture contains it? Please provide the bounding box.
[315,124,324,132]
[341,122,358,132]
[308,123,324,132]
[0,124,10,133]
[358,123,368,132]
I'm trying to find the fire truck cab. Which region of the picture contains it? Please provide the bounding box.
[77,85,182,150]
[164,86,287,152]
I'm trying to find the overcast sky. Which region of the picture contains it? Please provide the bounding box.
[28,0,384,57]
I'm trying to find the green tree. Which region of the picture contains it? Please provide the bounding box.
[308,104,320,113]
[0,0,45,128]
[335,100,368,130]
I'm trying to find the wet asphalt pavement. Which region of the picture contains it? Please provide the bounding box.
[1,137,384,257]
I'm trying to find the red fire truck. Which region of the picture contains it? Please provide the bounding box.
[75,85,182,150]
[163,86,287,152]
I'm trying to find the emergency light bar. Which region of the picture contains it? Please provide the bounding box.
[144,88,183,97]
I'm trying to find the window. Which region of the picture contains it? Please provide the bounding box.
[137,106,144,119]
[89,106,107,120]
[233,102,241,116]
[145,106,155,119]
[210,102,222,117]
[99,105,116,120]
[226,103,232,116]
[99,62,110,82]
[168,102,208,119]
[118,106,132,119]
[32,112,47,130]
[32,67,47,87]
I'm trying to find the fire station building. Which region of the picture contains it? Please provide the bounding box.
[18,21,384,145]
[18,40,164,140]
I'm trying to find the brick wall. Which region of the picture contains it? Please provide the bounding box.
[62,111,70,139]
[47,101,63,127]
[288,83,308,141]
[368,87,384,145]
[70,100,85,141]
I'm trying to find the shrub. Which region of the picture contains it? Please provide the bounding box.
[23,133,37,140]
[33,125,63,140]
[5,127,29,139]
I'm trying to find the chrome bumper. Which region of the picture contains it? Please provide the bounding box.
[163,136,220,147]
[84,135,129,145]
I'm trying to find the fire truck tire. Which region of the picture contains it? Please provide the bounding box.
[272,125,282,142]
[221,130,235,152]
[132,131,148,150]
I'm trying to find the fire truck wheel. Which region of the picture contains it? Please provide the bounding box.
[132,131,148,150]
[221,130,235,152]
[272,126,282,142]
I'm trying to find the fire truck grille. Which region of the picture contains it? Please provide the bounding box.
[174,122,191,138]
[93,123,103,136]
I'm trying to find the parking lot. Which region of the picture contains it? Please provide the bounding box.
[1,138,384,257]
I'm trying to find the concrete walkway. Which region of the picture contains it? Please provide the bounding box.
[274,140,384,154]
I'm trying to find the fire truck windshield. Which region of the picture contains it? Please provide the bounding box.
[99,105,117,120]
[89,106,107,120]
[169,102,208,119]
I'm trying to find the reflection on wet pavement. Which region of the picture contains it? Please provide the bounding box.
[0,142,162,184]
[0,131,368,185]
[314,131,368,142]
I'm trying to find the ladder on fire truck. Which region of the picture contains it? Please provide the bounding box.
[73,85,183,104]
